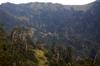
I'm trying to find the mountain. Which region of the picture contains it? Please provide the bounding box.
[0,2,100,51]
[96,0,100,2]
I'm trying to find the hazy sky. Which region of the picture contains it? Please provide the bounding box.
[0,0,96,5]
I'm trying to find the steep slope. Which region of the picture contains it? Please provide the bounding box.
[0,2,100,51]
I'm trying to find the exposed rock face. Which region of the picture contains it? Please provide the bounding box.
[11,27,36,51]
[11,27,36,42]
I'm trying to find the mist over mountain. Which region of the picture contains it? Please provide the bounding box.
[0,1,100,51]
[96,0,100,2]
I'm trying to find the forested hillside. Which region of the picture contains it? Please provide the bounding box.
[0,1,100,66]
[0,27,100,66]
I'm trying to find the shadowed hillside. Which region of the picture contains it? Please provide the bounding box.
[0,1,100,66]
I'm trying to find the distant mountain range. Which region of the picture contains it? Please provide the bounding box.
[0,1,100,51]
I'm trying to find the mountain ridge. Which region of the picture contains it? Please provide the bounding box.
[0,1,94,11]
[0,1,100,50]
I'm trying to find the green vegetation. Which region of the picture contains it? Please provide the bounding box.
[0,2,100,66]
[0,27,100,66]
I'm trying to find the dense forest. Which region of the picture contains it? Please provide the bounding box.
[0,1,100,66]
[0,26,100,66]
